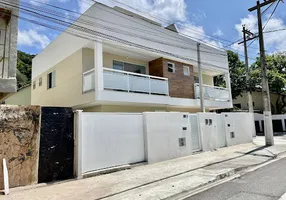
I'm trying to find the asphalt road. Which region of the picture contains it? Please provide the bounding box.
[185,157,286,200]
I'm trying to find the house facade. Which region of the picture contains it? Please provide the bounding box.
[31,2,233,112]
[0,0,18,99]
[233,91,280,113]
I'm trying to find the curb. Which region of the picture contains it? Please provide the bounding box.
[167,152,286,200]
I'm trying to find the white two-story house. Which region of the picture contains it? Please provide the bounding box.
[31,2,233,113]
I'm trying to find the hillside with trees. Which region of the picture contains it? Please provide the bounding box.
[16,51,35,89]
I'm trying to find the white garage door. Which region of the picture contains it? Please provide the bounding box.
[81,113,145,173]
[189,114,201,152]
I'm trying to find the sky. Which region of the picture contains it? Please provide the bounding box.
[17,0,286,62]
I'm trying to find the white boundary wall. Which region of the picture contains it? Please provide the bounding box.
[74,111,254,178]
[254,113,286,133]
[143,112,192,164]
[222,113,254,146]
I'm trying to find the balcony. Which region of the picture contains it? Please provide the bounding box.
[83,69,95,93]
[194,83,230,102]
[83,68,169,96]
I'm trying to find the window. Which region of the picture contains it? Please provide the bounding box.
[168,62,175,73]
[39,77,42,87]
[47,71,56,89]
[194,76,199,83]
[33,81,36,89]
[113,61,124,71]
[183,66,190,76]
[113,60,146,74]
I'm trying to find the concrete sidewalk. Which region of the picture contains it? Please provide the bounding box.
[1,137,286,200]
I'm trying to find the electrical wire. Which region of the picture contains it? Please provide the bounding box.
[21,0,259,58]
[244,0,281,50]
[264,28,286,33]
[1,7,231,71]
[20,1,232,56]
[263,0,281,30]
[83,0,253,51]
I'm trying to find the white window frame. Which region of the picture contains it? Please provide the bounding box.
[183,66,190,76]
[167,62,175,73]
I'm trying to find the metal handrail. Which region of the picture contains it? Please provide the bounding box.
[194,83,229,91]
[103,67,168,81]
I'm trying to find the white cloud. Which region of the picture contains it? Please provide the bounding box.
[77,0,220,48]
[232,14,286,53]
[18,29,51,49]
[78,0,94,13]
[29,0,49,5]
[191,9,207,22]
[178,23,223,48]
[78,0,187,22]
[213,29,224,37]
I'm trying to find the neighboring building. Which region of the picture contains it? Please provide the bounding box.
[0,0,19,99]
[233,91,280,113]
[2,84,31,105]
[31,2,233,112]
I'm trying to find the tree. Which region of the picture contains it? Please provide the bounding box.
[16,51,35,89]
[214,50,246,99]
[250,52,286,114]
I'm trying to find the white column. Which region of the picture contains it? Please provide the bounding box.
[225,73,232,103]
[94,41,103,100]
[74,110,83,179]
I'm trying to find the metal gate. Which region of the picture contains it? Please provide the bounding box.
[38,107,74,183]
[81,113,145,173]
[189,114,201,152]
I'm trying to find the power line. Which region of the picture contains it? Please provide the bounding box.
[244,0,281,50]
[264,28,286,33]
[263,0,281,30]
[9,0,230,57]
[22,0,259,59]
[85,0,259,58]
[1,4,230,71]
[84,0,253,52]
[104,0,263,51]
[92,0,236,44]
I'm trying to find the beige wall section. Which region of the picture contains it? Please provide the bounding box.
[233,91,279,111]
[31,49,95,107]
[83,105,201,113]
[202,74,214,85]
[194,72,214,85]
[4,86,31,105]
[103,52,149,73]
[82,48,94,72]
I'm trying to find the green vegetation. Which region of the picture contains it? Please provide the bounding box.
[16,51,35,89]
[215,50,286,114]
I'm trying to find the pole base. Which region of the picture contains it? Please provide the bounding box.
[263,111,274,146]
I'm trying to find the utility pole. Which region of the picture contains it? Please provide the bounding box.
[239,25,256,137]
[239,25,255,114]
[197,43,205,112]
[249,0,275,146]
